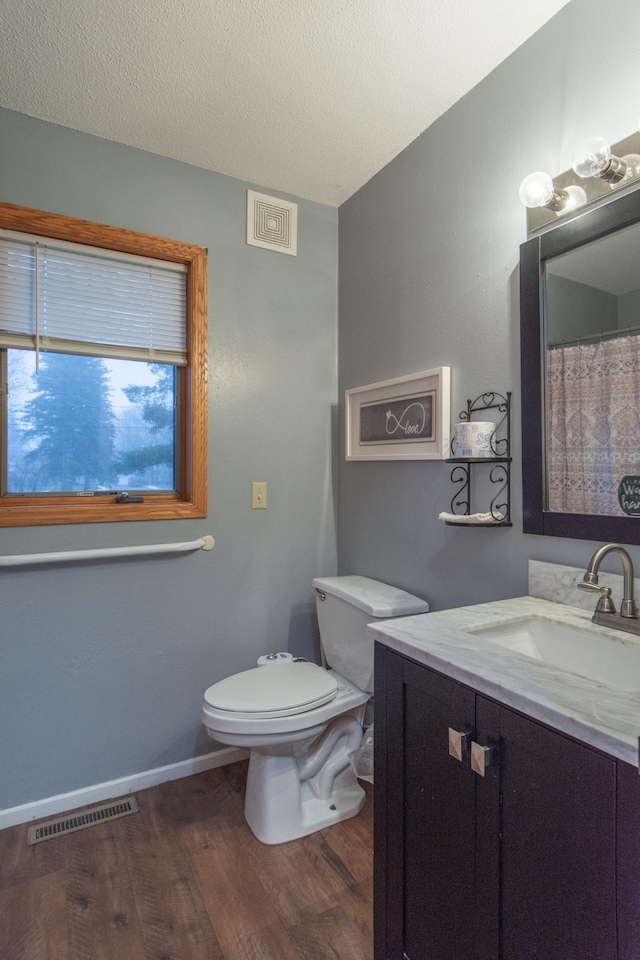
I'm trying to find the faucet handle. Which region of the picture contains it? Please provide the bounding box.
[595,586,616,615]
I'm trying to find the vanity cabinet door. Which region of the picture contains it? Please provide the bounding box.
[375,646,477,960]
[483,699,618,960]
[616,759,640,959]
[403,658,477,960]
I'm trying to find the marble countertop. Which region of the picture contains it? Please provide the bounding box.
[368,596,640,767]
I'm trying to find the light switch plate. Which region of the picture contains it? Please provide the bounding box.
[251,481,267,509]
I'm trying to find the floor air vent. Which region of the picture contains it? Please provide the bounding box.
[27,796,139,845]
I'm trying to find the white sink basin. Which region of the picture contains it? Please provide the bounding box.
[466,616,640,692]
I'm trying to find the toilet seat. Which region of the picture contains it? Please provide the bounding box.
[202,667,369,739]
[203,661,338,719]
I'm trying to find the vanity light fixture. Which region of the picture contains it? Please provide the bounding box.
[521,127,640,232]
[571,135,640,187]
[518,171,587,216]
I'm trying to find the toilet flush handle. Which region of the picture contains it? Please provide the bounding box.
[315,588,326,601]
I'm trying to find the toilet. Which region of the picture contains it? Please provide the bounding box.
[201,575,429,844]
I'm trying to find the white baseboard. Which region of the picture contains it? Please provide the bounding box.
[0,746,249,831]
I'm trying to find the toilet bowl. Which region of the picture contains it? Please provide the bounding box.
[203,663,369,844]
[201,575,429,845]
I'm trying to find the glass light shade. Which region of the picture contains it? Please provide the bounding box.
[572,136,612,178]
[519,171,555,208]
[555,184,587,216]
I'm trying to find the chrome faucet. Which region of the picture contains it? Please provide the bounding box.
[577,543,640,635]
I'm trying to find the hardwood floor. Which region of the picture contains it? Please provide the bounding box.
[0,762,373,960]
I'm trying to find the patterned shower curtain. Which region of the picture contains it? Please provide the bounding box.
[546,335,640,515]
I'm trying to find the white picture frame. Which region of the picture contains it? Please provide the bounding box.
[345,367,451,461]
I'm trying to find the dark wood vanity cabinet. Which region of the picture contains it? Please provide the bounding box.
[374,643,640,960]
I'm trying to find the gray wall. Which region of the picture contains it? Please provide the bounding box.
[546,276,640,341]
[0,108,338,809]
[338,0,640,609]
[546,275,617,344]
[617,288,640,329]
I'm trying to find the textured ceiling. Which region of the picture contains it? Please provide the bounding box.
[0,0,570,206]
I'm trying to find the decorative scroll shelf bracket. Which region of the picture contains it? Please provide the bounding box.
[445,392,512,528]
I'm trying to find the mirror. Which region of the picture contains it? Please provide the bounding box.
[520,188,640,544]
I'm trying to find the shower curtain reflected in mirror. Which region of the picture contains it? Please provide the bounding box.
[546,335,640,515]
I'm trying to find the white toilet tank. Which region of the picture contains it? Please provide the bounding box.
[312,575,429,694]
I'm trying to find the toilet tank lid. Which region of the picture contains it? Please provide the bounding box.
[312,575,429,618]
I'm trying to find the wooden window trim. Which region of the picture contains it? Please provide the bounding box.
[0,202,208,527]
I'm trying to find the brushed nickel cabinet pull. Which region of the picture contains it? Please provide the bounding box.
[470,741,498,776]
[448,728,471,762]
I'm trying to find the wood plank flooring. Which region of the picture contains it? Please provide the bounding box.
[0,761,373,960]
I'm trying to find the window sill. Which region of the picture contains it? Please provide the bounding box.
[0,493,207,526]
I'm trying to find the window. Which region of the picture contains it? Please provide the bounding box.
[0,202,207,526]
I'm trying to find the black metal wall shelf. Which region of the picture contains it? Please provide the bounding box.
[445,392,512,527]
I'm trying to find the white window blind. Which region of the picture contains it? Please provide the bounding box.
[0,230,188,365]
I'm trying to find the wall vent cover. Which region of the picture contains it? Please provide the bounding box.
[27,796,139,845]
[247,190,297,256]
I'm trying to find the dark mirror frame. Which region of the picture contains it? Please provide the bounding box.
[520,187,640,545]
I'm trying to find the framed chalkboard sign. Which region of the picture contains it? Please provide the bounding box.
[345,367,451,460]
